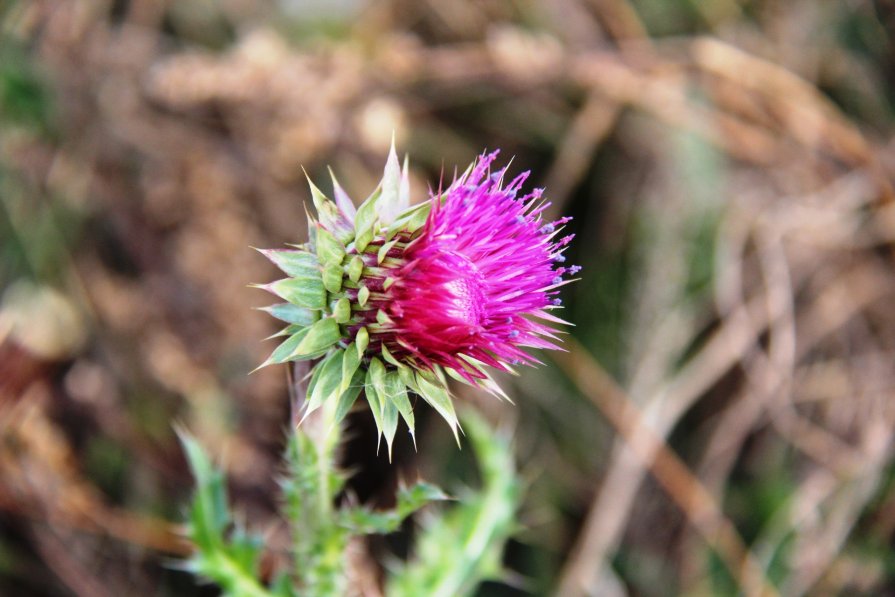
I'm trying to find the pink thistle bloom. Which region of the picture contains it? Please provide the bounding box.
[256,146,577,451]
[358,151,574,384]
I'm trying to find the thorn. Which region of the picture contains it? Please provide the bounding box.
[249,360,271,375]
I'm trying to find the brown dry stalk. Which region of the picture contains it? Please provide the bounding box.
[553,338,779,597]
[543,90,620,212]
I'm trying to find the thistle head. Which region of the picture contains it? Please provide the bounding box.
[256,143,577,456]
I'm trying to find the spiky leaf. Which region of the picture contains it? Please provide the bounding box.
[322,263,343,294]
[347,255,364,283]
[354,187,380,253]
[332,298,351,323]
[377,141,402,224]
[386,371,415,443]
[386,411,520,597]
[381,397,399,459]
[306,175,353,243]
[355,327,369,356]
[364,368,384,445]
[259,303,318,326]
[333,369,364,424]
[340,344,362,395]
[315,227,345,266]
[265,276,326,310]
[329,169,357,223]
[178,432,271,597]
[259,249,318,278]
[414,372,460,443]
[291,317,342,359]
[180,431,228,549]
[378,238,400,264]
[261,327,310,367]
[304,349,345,419]
[340,481,448,534]
[358,285,370,307]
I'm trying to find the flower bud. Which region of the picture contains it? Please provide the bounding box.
[256,143,577,454]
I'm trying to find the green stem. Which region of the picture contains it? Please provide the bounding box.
[288,396,347,596]
[207,553,273,597]
[317,398,340,517]
[430,458,513,597]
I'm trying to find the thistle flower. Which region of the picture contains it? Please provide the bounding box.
[255,144,576,455]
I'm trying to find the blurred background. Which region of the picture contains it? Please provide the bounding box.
[2,0,895,595]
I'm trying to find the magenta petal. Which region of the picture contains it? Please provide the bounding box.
[361,151,575,375]
[332,178,357,224]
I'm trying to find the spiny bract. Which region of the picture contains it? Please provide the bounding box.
[255,144,577,456]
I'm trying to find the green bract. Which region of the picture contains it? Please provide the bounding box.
[255,142,449,456]
[255,142,576,457]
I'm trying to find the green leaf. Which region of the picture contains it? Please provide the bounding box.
[306,210,318,250]
[386,411,520,597]
[354,186,380,253]
[228,527,263,577]
[316,227,345,266]
[332,297,351,324]
[334,369,364,424]
[374,344,416,434]
[377,139,402,224]
[178,431,272,597]
[389,202,431,238]
[380,342,402,368]
[264,276,326,310]
[370,358,401,458]
[291,317,342,358]
[415,373,460,444]
[396,481,450,518]
[356,327,369,356]
[368,356,387,393]
[386,371,415,444]
[329,167,357,223]
[259,303,318,326]
[354,226,375,254]
[265,324,303,340]
[347,255,364,283]
[377,238,400,264]
[258,249,318,278]
[179,431,228,549]
[400,153,410,209]
[322,263,343,294]
[270,572,298,597]
[304,349,365,428]
[358,285,370,307]
[406,205,430,232]
[364,368,384,447]
[260,327,310,367]
[340,344,362,395]
[305,173,353,243]
[451,357,512,402]
[340,481,448,534]
[398,365,417,390]
[381,396,399,460]
[304,349,344,419]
